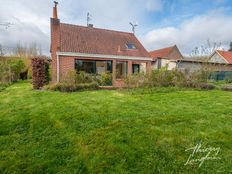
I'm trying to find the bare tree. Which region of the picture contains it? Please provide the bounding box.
[14,42,27,57]
[27,42,38,58]
[13,41,42,58]
[190,40,222,60]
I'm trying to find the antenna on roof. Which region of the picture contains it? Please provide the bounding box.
[87,12,92,27]
[129,22,138,34]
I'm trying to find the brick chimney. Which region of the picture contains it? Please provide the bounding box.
[53,1,58,19]
[51,1,60,53]
[50,1,60,82]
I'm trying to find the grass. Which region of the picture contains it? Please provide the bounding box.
[0,81,232,174]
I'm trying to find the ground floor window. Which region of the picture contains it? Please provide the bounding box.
[75,59,112,74]
[116,61,128,79]
[132,64,140,74]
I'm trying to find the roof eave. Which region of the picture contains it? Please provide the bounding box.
[56,51,152,61]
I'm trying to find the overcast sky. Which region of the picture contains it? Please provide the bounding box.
[0,0,232,56]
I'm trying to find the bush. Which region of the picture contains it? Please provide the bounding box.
[62,71,97,85]
[99,72,112,86]
[0,58,26,84]
[45,70,99,92]
[125,73,145,88]
[225,76,232,83]
[221,85,232,91]
[125,68,216,90]
[44,82,98,92]
[198,83,216,90]
[31,57,49,90]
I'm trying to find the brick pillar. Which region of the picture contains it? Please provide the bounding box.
[128,60,132,75]
[112,59,116,86]
[146,61,152,74]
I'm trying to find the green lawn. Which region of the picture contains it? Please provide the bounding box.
[0,81,231,174]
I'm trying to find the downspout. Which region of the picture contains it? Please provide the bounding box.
[57,54,60,82]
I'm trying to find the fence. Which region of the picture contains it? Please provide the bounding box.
[209,71,232,81]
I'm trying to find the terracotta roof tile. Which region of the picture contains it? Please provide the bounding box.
[149,46,175,60]
[217,50,232,64]
[59,23,150,58]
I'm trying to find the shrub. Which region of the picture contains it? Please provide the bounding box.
[225,76,232,83]
[125,73,146,88]
[125,68,216,90]
[221,85,232,91]
[45,70,99,92]
[99,72,112,86]
[31,57,49,90]
[0,58,26,84]
[198,83,216,90]
[44,82,98,92]
[62,71,97,85]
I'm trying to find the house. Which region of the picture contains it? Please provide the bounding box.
[176,50,232,75]
[50,2,152,87]
[208,50,232,64]
[149,45,183,70]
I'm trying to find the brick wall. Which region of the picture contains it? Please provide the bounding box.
[168,46,183,60]
[59,56,75,81]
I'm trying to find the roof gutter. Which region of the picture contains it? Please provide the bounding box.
[56,51,152,61]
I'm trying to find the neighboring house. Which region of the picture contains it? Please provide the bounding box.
[208,50,232,64]
[176,59,232,73]
[50,3,151,87]
[176,50,232,73]
[149,45,183,70]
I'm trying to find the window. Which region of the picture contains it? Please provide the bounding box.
[116,61,128,79]
[75,60,112,74]
[132,64,140,74]
[126,43,136,49]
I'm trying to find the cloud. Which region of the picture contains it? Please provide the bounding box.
[0,0,163,55]
[0,0,232,56]
[141,9,232,55]
[0,0,51,54]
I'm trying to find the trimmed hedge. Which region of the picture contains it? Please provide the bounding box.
[31,57,49,90]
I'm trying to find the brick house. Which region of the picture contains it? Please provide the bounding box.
[50,3,152,87]
[149,45,183,70]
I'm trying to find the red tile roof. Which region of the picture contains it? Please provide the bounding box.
[59,23,150,58]
[149,46,174,60]
[149,45,183,61]
[217,50,232,64]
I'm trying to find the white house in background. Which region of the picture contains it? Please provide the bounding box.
[149,45,184,70]
[208,50,232,64]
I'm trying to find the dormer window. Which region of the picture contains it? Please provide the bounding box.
[126,43,136,49]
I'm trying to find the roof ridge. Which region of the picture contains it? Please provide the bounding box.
[60,22,134,35]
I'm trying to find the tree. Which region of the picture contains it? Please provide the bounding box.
[190,40,222,61]
[14,42,27,57]
[229,42,232,52]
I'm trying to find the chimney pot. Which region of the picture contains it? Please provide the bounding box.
[53,1,58,19]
